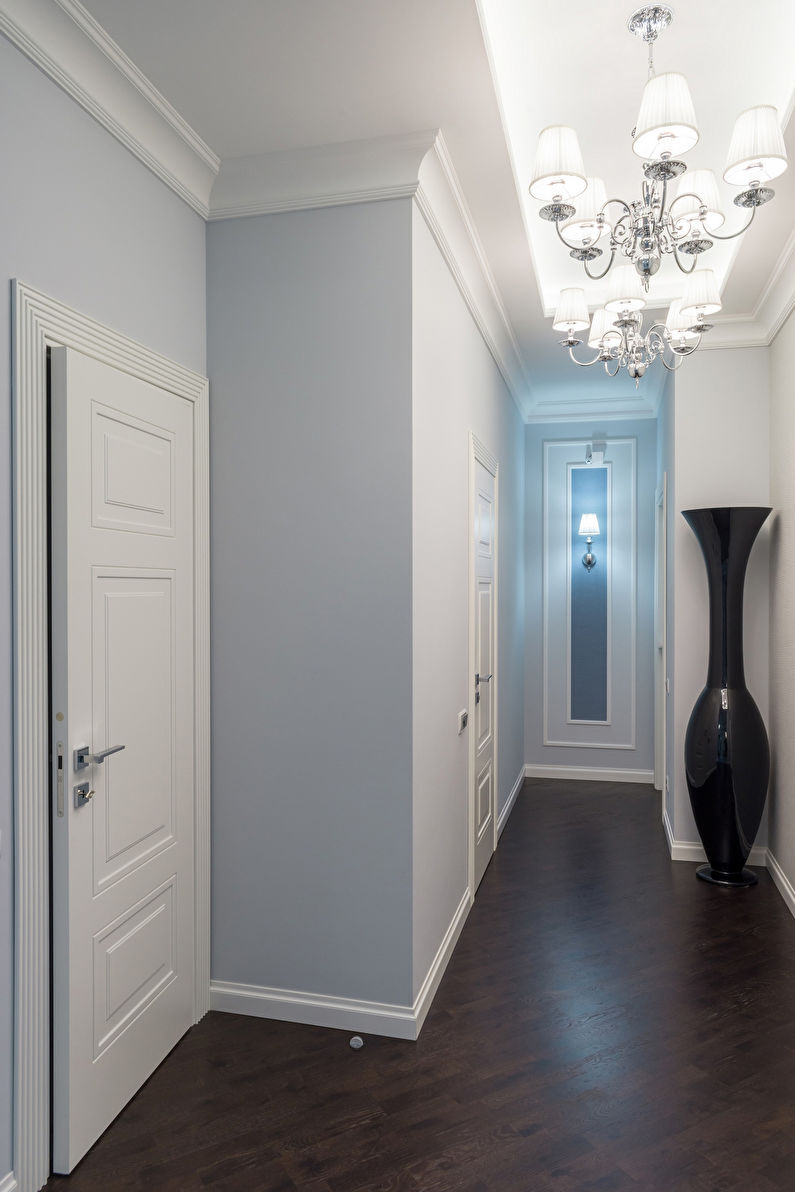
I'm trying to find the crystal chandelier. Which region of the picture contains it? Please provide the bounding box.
[529,4,789,380]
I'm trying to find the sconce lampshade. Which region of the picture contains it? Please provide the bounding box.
[680,268,722,320]
[673,168,725,231]
[553,287,590,331]
[724,105,788,186]
[578,513,600,537]
[562,177,611,247]
[604,264,646,313]
[529,126,588,201]
[632,72,699,160]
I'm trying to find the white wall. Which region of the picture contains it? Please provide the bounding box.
[656,371,676,828]
[671,347,771,847]
[524,417,657,776]
[0,33,206,1180]
[769,308,795,885]
[410,205,525,999]
[207,200,415,1010]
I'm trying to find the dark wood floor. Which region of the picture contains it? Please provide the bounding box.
[47,779,795,1191]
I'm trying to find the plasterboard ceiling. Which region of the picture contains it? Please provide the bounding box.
[79,0,795,422]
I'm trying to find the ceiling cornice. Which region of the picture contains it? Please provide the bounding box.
[700,230,795,351]
[0,0,219,216]
[207,130,436,220]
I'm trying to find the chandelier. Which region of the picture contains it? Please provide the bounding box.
[529,4,789,381]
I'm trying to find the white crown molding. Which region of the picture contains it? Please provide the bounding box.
[208,130,436,220]
[0,0,219,216]
[415,133,529,419]
[703,230,795,350]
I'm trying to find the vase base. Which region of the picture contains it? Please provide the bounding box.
[696,865,758,888]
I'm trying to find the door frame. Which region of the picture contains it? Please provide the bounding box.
[467,433,499,897]
[654,474,668,806]
[12,281,211,1192]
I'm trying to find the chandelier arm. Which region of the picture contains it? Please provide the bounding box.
[604,359,621,377]
[583,248,616,281]
[601,197,634,222]
[706,205,757,241]
[567,345,602,367]
[672,247,698,275]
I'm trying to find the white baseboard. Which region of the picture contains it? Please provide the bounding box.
[0,1171,18,1192]
[766,849,795,916]
[662,806,767,867]
[497,767,525,837]
[211,889,473,1043]
[413,888,472,1035]
[524,764,654,785]
[210,978,417,1040]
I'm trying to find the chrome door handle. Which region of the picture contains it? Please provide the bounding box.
[74,743,126,769]
[475,673,493,685]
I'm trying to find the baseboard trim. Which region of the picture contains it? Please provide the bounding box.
[662,809,767,868]
[210,979,418,1041]
[0,1170,18,1192]
[211,889,473,1043]
[524,764,654,785]
[765,849,795,916]
[413,889,472,1035]
[497,767,525,837]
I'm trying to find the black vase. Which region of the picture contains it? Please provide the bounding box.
[683,506,771,887]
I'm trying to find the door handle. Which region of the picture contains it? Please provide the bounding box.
[475,673,493,685]
[73,743,126,769]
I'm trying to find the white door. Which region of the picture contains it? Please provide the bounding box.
[50,346,196,1173]
[472,456,497,890]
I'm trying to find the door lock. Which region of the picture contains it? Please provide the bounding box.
[74,782,95,808]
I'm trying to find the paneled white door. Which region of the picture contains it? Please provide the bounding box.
[50,346,195,1173]
[472,456,497,890]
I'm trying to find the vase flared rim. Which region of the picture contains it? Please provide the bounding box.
[682,506,772,514]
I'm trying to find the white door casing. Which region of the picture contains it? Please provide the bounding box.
[50,348,196,1172]
[13,283,210,1192]
[470,437,498,893]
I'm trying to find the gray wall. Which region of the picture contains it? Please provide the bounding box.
[656,371,676,828]
[410,205,525,997]
[768,308,794,881]
[207,200,415,1007]
[525,417,657,774]
[0,33,206,1179]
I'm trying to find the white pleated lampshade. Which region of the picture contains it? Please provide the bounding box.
[673,169,725,231]
[529,126,587,201]
[553,287,590,331]
[679,269,722,319]
[588,308,622,349]
[562,177,611,247]
[632,72,699,160]
[665,298,700,344]
[604,265,646,313]
[724,105,788,186]
[578,514,600,537]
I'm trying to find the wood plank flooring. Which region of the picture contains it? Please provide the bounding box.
[47,779,795,1191]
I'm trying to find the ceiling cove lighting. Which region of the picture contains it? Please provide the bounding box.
[530,4,788,380]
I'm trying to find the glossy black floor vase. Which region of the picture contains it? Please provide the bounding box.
[683,506,771,887]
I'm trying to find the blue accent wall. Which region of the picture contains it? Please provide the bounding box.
[571,466,608,721]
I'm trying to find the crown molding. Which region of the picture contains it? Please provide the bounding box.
[700,229,795,350]
[414,133,529,419]
[208,130,436,220]
[0,0,219,216]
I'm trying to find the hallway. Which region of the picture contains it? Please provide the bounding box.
[47,780,795,1191]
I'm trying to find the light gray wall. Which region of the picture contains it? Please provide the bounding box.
[0,32,207,1180]
[656,371,676,828]
[207,200,415,1007]
[524,417,657,773]
[410,205,525,997]
[671,347,770,846]
[768,308,795,881]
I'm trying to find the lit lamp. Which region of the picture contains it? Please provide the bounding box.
[578,513,600,571]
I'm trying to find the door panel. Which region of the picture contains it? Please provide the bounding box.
[51,346,195,1174]
[472,458,497,890]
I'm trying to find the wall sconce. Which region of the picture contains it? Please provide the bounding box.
[578,513,600,570]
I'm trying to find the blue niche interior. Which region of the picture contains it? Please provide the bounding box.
[570,465,608,722]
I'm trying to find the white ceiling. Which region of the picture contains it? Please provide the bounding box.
[80,0,795,421]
